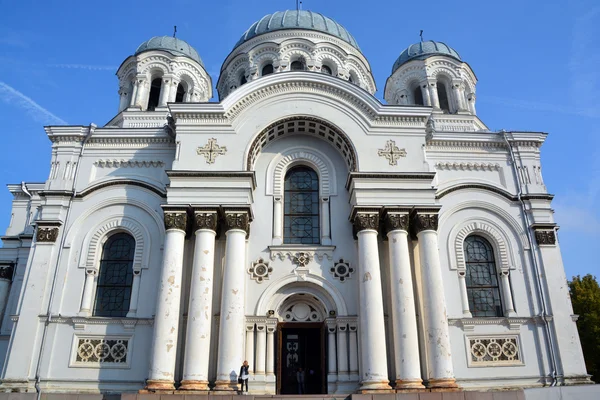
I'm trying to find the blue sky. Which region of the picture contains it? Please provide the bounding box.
[0,0,598,279]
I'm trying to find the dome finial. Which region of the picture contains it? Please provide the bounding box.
[173,25,177,38]
[419,30,424,42]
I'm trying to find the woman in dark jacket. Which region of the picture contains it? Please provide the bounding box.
[239,360,250,393]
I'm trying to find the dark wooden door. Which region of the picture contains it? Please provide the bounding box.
[277,323,324,394]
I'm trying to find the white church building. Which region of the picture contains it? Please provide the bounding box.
[0,9,594,397]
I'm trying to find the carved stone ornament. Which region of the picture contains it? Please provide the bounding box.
[224,212,250,234]
[535,230,556,246]
[0,265,14,281]
[377,140,407,166]
[36,226,60,243]
[412,213,438,234]
[330,259,354,282]
[196,138,227,164]
[164,211,187,231]
[194,211,218,232]
[248,258,273,283]
[384,213,409,233]
[353,213,380,232]
[293,252,312,268]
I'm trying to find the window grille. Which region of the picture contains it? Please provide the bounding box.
[464,235,503,317]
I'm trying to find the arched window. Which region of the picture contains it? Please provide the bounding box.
[290,60,306,71]
[464,235,503,317]
[93,233,135,317]
[147,78,162,111]
[413,86,424,105]
[322,65,332,75]
[348,75,355,84]
[284,166,320,244]
[437,81,450,113]
[175,82,186,103]
[262,63,274,76]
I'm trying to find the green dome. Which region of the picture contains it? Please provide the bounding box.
[392,41,461,73]
[234,10,360,50]
[135,36,204,67]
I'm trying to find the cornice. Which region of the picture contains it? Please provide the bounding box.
[345,172,436,190]
[436,183,554,202]
[166,171,257,189]
[86,136,174,147]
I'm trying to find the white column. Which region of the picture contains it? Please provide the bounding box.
[0,265,14,323]
[134,75,148,109]
[326,319,337,377]
[468,94,477,114]
[452,82,467,112]
[458,271,472,318]
[126,270,141,317]
[78,269,97,316]
[118,86,129,112]
[413,211,457,388]
[337,322,349,379]
[146,210,187,390]
[428,81,440,109]
[353,211,390,391]
[129,79,139,107]
[158,76,172,107]
[273,197,283,245]
[501,271,517,317]
[255,324,266,374]
[348,323,359,378]
[385,212,424,389]
[245,324,255,374]
[266,323,276,376]
[321,197,331,245]
[181,210,218,391]
[215,211,250,391]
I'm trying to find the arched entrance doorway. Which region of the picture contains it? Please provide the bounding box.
[276,294,326,395]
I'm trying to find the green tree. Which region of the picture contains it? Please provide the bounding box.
[568,274,600,382]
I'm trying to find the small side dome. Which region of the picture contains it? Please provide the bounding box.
[392,40,460,73]
[235,10,360,50]
[135,36,204,66]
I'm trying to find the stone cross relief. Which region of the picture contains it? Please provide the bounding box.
[377,140,407,166]
[196,138,227,164]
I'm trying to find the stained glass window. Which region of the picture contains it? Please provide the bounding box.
[464,235,503,317]
[284,166,320,244]
[93,233,135,317]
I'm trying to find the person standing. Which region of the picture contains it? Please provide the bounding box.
[239,360,250,394]
[296,367,306,394]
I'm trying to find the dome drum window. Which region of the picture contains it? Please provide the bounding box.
[147,78,162,111]
[262,63,274,76]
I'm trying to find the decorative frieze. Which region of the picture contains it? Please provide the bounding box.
[163,211,187,231]
[377,140,407,166]
[94,160,164,168]
[74,337,130,366]
[330,259,354,282]
[384,212,409,233]
[435,162,501,171]
[282,302,323,322]
[353,212,380,232]
[196,138,226,164]
[411,212,438,234]
[534,229,556,246]
[248,258,273,283]
[293,252,312,268]
[223,211,250,234]
[36,223,60,243]
[194,210,218,232]
[467,336,521,366]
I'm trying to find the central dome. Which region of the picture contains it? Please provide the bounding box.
[234,10,360,50]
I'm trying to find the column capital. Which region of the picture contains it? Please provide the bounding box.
[383,210,410,234]
[325,317,337,331]
[534,229,556,246]
[163,210,188,232]
[35,221,61,243]
[223,209,250,234]
[411,209,439,236]
[193,209,218,232]
[351,208,381,233]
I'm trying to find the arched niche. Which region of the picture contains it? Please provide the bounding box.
[245,116,358,172]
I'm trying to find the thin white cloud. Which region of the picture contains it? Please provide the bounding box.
[47,63,116,71]
[0,81,67,125]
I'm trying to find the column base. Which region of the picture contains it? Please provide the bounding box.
[213,380,239,392]
[395,378,425,389]
[179,380,210,391]
[428,378,459,389]
[144,380,175,391]
[357,380,394,393]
